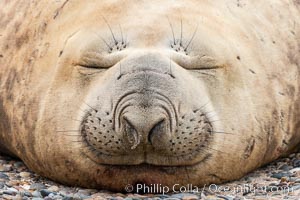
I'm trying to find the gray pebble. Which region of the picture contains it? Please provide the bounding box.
[289,168,300,174]
[32,190,42,198]
[2,194,14,200]
[53,195,64,200]
[281,158,290,163]
[289,153,296,158]
[5,181,13,187]
[271,172,293,179]
[291,184,300,191]
[73,193,83,200]
[0,181,5,189]
[293,159,300,167]
[59,190,69,197]
[30,183,46,190]
[40,189,53,197]
[0,172,9,180]
[44,197,54,200]
[155,194,170,198]
[48,185,59,192]
[8,187,19,193]
[295,179,300,183]
[278,164,292,171]
[171,193,199,199]
[0,164,12,172]
[13,195,23,200]
[23,191,33,197]
[62,196,74,200]
[48,193,56,198]
[13,162,24,168]
[19,172,31,178]
[243,176,255,182]
[3,190,17,196]
[74,192,92,199]
[217,195,234,200]
[77,189,91,196]
[32,198,44,200]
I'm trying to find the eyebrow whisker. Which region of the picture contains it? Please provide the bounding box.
[102,16,118,45]
[180,19,183,46]
[167,17,176,45]
[119,24,124,44]
[185,23,198,52]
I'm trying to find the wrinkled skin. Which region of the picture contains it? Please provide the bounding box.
[0,0,300,192]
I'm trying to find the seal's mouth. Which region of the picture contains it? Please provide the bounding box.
[93,153,213,167]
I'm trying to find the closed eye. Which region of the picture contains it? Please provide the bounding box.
[172,53,225,70]
[74,51,126,69]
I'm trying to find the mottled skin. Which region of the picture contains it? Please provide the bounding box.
[0,0,300,192]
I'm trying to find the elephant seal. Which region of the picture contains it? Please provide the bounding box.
[0,0,299,192]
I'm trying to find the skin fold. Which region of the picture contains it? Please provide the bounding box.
[0,0,299,191]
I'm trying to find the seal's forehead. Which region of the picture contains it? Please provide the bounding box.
[48,0,287,61]
[54,0,229,30]
[53,1,238,48]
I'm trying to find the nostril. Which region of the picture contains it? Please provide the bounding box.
[123,117,140,149]
[148,119,166,144]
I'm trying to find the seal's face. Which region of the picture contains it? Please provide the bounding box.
[80,52,214,165]
[33,1,300,191]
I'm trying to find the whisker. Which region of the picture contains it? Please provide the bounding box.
[205,113,218,120]
[167,17,176,45]
[92,31,113,51]
[205,147,231,155]
[101,37,113,51]
[56,130,80,132]
[102,16,118,45]
[83,101,98,112]
[124,32,128,47]
[199,100,210,111]
[212,131,236,135]
[71,118,81,122]
[64,134,80,136]
[203,149,236,163]
[197,71,216,77]
[184,23,198,51]
[204,110,215,115]
[61,115,82,122]
[74,104,89,115]
[180,19,183,45]
[71,141,84,143]
[210,118,221,122]
[119,24,124,44]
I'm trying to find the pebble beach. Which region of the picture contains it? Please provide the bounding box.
[1,153,300,200]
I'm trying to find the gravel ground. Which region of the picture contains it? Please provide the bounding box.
[1,153,300,200]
